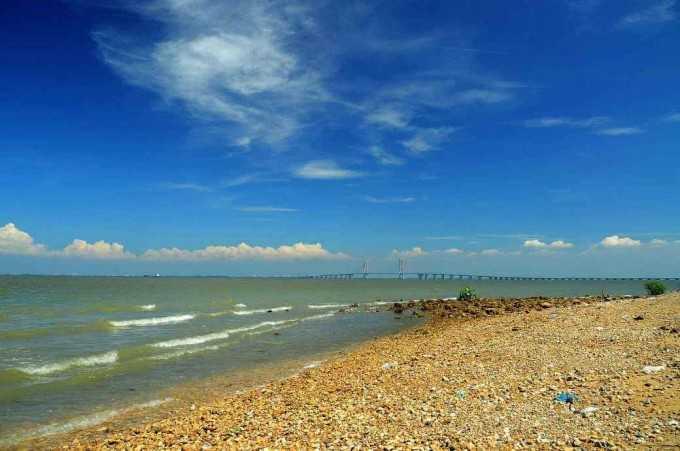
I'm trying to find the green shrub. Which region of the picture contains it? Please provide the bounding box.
[458,286,478,301]
[644,281,666,296]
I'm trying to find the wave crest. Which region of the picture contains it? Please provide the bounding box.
[110,314,194,327]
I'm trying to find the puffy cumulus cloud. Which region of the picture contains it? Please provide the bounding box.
[649,238,669,247]
[443,248,464,255]
[142,242,348,261]
[600,235,641,248]
[0,223,47,256]
[61,239,135,260]
[391,247,428,258]
[293,160,363,180]
[523,239,574,250]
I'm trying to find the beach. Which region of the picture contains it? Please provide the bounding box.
[22,292,678,449]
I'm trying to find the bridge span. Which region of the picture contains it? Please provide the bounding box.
[302,272,680,281]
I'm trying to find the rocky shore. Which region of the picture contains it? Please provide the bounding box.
[26,293,680,449]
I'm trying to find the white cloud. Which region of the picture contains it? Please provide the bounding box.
[142,242,347,261]
[522,116,609,128]
[523,239,574,250]
[160,182,212,192]
[391,246,428,258]
[402,127,458,153]
[0,223,47,256]
[365,107,411,128]
[237,206,299,212]
[663,112,680,123]
[94,0,326,144]
[368,146,404,166]
[452,89,512,105]
[595,127,644,136]
[294,160,363,180]
[600,235,641,248]
[618,0,676,27]
[443,248,464,255]
[650,238,668,247]
[364,196,415,204]
[0,222,350,262]
[62,239,134,260]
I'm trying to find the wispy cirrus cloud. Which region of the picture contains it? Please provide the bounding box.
[160,182,212,192]
[663,112,680,123]
[293,160,363,180]
[94,0,328,145]
[618,0,676,28]
[364,196,415,204]
[367,146,404,166]
[522,116,609,128]
[595,127,644,136]
[402,127,459,153]
[237,206,299,212]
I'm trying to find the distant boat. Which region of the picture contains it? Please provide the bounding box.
[142,273,161,278]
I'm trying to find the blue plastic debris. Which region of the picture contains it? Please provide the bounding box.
[554,391,578,404]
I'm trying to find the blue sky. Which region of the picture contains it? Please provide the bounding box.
[1,0,679,276]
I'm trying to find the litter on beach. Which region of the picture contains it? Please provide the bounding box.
[554,392,578,404]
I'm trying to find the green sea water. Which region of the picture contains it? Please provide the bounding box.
[0,275,674,445]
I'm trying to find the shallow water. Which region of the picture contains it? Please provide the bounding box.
[0,275,674,443]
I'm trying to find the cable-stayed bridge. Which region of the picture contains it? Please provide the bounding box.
[302,273,680,281]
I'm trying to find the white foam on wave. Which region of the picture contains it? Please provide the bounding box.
[138,304,156,311]
[308,303,349,309]
[0,398,173,446]
[110,314,195,327]
[19,351,118,376]
[233,306,291,315]
[151,320,290,348]
[234,303,247,308]
[152,312,335,349]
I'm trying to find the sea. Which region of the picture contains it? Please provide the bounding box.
[1,275,675,445]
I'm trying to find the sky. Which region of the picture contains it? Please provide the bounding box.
[1,0,679,276]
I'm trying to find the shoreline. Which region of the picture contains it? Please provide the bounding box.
[15,293,680,449]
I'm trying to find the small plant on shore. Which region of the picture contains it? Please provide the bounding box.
[458,287,478,301]
[644,281,666,296]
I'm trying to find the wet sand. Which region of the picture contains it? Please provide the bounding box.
[23,293,680,449]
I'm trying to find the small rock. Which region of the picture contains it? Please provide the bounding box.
[642,365,665,374]
[633,314,645,320]
[580,406,599,417]
[382,362,397,370]
[540,302,553,309]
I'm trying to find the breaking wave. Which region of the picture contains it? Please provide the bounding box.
[151,320,290,348]
[110,314,194,327]
[17,351,119,376]
[308,303,349,309]
[138,304,156,311]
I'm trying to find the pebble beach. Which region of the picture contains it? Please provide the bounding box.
[23,293,680,449]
